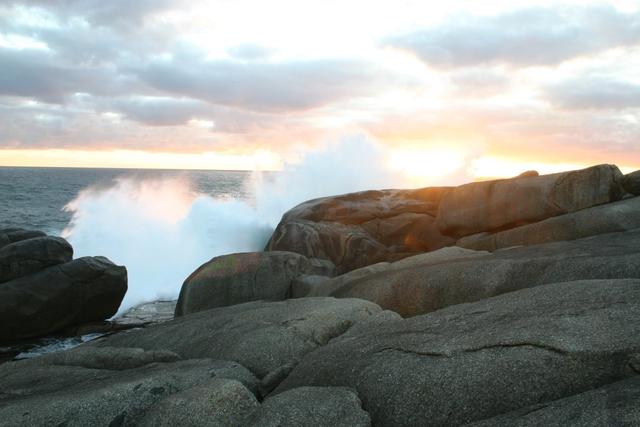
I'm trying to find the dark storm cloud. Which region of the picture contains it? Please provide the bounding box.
[547,77,640,110]
[386,5,640,68]
[136,50,382,112]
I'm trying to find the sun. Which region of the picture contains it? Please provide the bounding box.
[388,147,467,185]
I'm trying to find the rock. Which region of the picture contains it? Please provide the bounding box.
[0,228,46,249]
[266,188,454,273]
[136,378,259,427]
[457,196,640,251]
[0,350,258,426]
[516,170,539,178]
[331,229,640,316]
[115,300,177,327]
[0,256,127,342]
[258,363,297,398]
[276,279,640,426]
[94,297,383,378]
[435,164,625,238]
[27,346,182,371]
[175,251,328,316]
[293,247,488,299]
[249,386,371,426]
[0,236,73,283]
[467,376,640,426]
[621,169,640,195]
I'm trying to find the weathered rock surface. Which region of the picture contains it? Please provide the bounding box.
[276,279,640,426]
[95,297,383,378]
[457,196,640,251]
[467,375,640,427]
[0,256,127,342]
[175,251,329,316]
[0,228,46,249]
[0,236,73,283]
[266,188,454,273]
[622,169,640,195]
[0,347,258,427]
[249,386,371,426]
[436,164,625,238]
[116,300,177,327]
[332,229,640,316]
[137,378,259,427]
[293,247,488,299]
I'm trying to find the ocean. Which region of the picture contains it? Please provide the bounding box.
[0,166,252,235]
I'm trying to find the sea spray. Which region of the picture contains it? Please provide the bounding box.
[62,138,412,314]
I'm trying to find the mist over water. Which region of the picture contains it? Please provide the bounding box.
[62,138,415,314]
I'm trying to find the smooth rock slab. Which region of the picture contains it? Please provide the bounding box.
[175,251,327,316]
[95,297,383,378]
[435,164,625,238]
[332,229,640,316]
[457,196,640,251]
[0,236,73,283]
[0,348,259,427]
[467,376,640,427]
[276,279,640,426]
[249,386,371,426]
[137,378,259,427]
[0,256,127,342]
[622,170,640,195]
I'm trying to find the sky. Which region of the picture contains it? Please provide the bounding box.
[0,0,639,180]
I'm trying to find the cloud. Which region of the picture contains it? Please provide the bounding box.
[448,68,510,96]
[546,76,640,110]
[0,47,137,103]
[107,97,211,126]
[8,0,181,30]
[136,49,383,112]
[386,5,640,68]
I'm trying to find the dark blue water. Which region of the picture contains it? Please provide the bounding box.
[0,167,252,234]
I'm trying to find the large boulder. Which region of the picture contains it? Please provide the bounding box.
[95,297,382,378]
[621,169,640,195]
[0,256,127,342]
[292,247,488,299]
[249,386,371,426]
[457,196,640,251]
[266,188,454,273]
[435,164,625,238]
[276,279,640,426]
[0,236,73,283]
[331,229,640,316]
[175,251,331,317]
[468,375,640,426]
[0,228,46,249]
[0,346,259,426]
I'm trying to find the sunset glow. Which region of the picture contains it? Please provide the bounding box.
[1,1,639,178]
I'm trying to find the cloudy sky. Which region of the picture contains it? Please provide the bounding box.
[1,0,639,178]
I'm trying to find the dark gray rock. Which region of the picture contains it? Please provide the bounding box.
[266,188,454,273]
[293,247,487,299]
[0,228,46,249]
[467,376,640,427]
[332,229,640,316]
[621,170,640,195]
[435,164,625,238]
[136,378,259,427]
[457,196,640,251]
[250,386,371,426]
[95,297,383,378]
[0,256,127,342]
[276,279,640,426]
[0,352,258,427]
[175,251,327,316]
[0,236,73,283]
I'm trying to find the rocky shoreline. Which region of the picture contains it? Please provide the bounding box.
[1,163,640,426]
